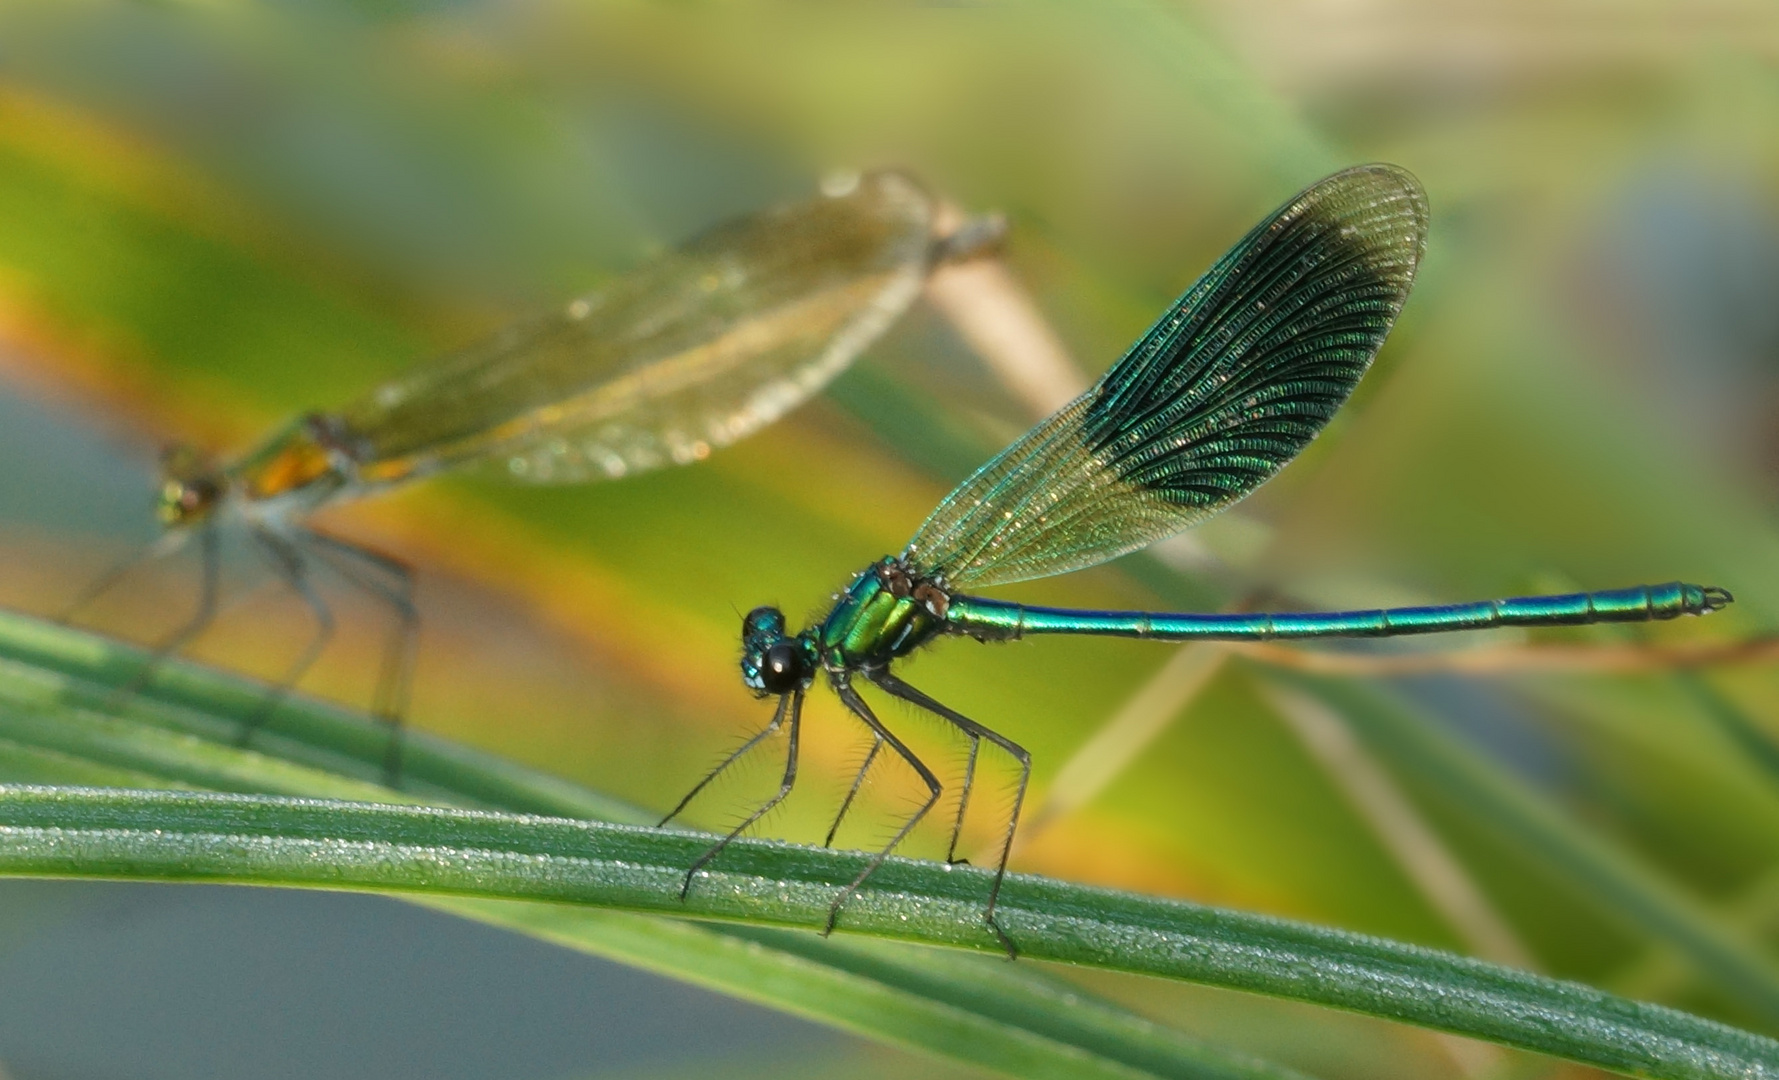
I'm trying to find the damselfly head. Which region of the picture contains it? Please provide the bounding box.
[156,443,226,527]
[740,606,811,695]
[930,210,1007,265]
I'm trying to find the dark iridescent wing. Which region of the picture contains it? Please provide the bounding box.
[904,164,1427,588]
[335,171,936,487]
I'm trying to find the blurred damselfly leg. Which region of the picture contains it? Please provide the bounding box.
[870,668,1026,955]
[294,527,417,784]
[236,527,335,747]
[674,690,803,898]
[824,736,883,847]
[825,678,942,939]
[58,531,192,625]
[107,525,222,709]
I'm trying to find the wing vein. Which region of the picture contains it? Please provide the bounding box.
[905,165,1428,588]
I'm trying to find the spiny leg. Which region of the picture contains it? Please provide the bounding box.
[824,735,883,848]
[295,527,417,785]
[108,525,221,709]
[947,734,982,865]
[828,677,941,938]
[237,528,336,746]
[678,689,803,898]
[659,692,795,829]
[868,667,1028,958]
[59,530,191,624]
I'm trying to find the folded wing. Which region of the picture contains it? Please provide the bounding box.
[337,171,937,487]
[905,164,1428,588]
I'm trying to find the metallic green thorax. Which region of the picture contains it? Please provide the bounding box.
[815,560,948,668]
[737,559,948,692]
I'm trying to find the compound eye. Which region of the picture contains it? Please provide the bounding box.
[759,641,805,694]
[743,606,785,638]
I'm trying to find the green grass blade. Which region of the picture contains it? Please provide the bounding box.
[1268,671,1779,1025]
[0,611,1304,1080]
[437,900,1312,1080]
[0,784,1771,1080]
[0,610,632,817]
[3,610,1772,1077]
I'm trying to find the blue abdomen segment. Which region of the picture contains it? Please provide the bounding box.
[945,582,1731,642]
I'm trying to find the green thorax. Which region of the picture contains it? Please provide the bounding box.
[224,413,361,515]
[815,559,950,669]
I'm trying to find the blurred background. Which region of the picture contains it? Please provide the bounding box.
[0,1,1777,1078]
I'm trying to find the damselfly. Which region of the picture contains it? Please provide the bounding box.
[71,170,1001,780]
[661,164,1733,954]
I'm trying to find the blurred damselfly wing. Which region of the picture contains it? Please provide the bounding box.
[72,169,1001,782]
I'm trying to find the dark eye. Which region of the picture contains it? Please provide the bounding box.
[759,641,806,694]
[743,606,785,638]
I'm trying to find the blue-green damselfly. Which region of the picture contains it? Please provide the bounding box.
[662,164,1733,955]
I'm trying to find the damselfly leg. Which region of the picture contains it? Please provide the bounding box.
[824,735,883,848]
[660,691,795,829]
[868,667,1027,957]
[241,527,336,745]
[58,531,192,625]
[826,677,942,939]
[293,527,417,784]
[673,689,803,898]
[106,525,222,708]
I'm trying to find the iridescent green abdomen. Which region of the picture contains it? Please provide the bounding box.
[942,581,1730,642]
